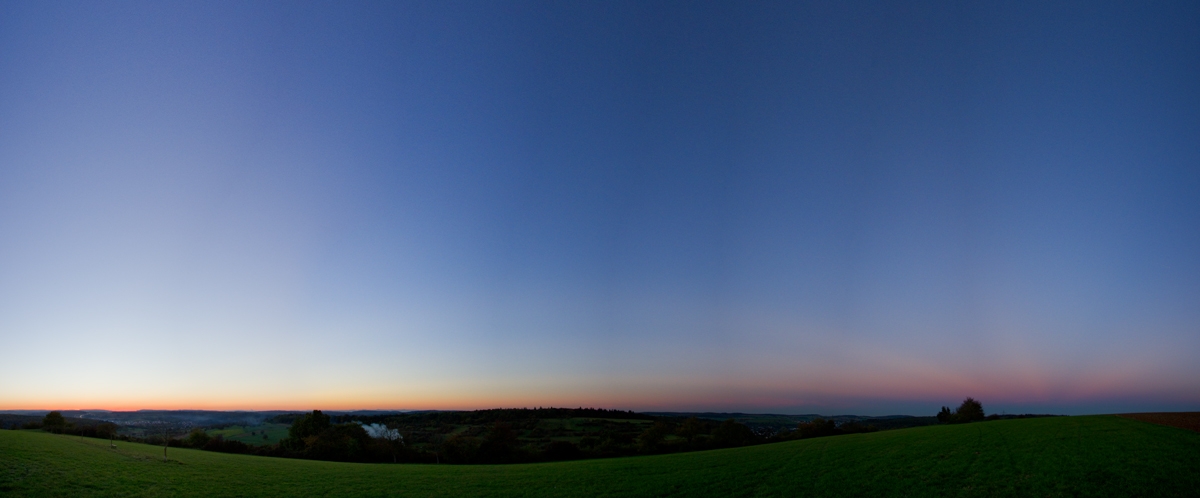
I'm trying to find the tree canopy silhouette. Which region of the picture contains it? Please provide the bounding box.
[288,410,332,439]
[956,398,985,422]
[42,411,66,433]
[937,398,985,423]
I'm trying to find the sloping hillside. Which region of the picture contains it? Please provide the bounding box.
[2,415,1198,497]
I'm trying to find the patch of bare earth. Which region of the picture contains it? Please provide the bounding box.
[1118,412,1200,433]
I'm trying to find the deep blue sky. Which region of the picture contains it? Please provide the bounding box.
[1,1,1197,415]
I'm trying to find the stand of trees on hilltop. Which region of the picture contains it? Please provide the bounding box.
[938,398,986,423]
[936,398,1059,424]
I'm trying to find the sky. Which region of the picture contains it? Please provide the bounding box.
[1,1,1197,416]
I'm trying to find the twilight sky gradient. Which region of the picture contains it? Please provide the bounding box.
[1,1,1198,415]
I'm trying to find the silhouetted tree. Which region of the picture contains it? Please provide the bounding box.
[42,411,66,433]
[936,398,985,423]
[303,423,372,461]
[288,410,332,440]
[956,397,985,422]
[97,422,119,448]
[677,417,705,445]
[162,428,172,461]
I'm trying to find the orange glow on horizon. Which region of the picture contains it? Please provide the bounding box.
[6,377,1195,413]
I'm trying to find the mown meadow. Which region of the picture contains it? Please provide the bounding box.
[2,415,1197,497]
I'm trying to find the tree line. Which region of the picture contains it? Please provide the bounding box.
[250,409,887,464]
[8,408,890,464]
[934,397,1056,424]
[19,408,869,464]
[19,411,120,441]
[14,402,1049,465]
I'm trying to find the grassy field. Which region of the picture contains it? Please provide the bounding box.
[2,415,1198,497]
[205,423,290,446]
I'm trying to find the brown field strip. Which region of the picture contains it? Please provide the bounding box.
[1119,412,1200,432]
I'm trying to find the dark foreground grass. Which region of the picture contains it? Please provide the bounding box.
[2,415,1198,497]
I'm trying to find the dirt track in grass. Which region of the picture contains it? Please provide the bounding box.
[1119,412,1200,433]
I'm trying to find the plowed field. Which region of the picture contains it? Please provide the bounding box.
[1119,412,1200,432]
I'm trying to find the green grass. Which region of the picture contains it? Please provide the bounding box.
[205,423,290,446]
[2,415,1197,497]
